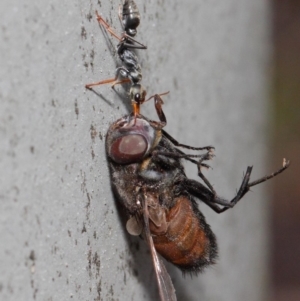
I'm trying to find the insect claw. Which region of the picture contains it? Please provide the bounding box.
[199,163,211,170]
[283,158,290,168]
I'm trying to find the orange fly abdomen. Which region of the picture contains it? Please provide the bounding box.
[151,196,217,271]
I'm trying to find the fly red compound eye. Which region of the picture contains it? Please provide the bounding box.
[106,115,163,165]
[109,134,147,164]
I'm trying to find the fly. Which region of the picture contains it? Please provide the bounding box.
[105,97,289,300]
[85,1,290,301]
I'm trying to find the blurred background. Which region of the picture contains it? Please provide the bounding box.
[271,1,300,300]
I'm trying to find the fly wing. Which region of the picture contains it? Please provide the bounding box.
[148,236,177,301]
[142,199,177,301]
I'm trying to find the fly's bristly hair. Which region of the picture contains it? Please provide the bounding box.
[86,1,290,301]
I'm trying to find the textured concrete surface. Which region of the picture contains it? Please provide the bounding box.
[0,0,271,300]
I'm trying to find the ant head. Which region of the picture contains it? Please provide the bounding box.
[130,84,146,105]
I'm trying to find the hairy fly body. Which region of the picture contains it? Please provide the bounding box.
[105,103,290,277]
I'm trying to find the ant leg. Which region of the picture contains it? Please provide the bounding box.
[85,67,131,89]
[86,77,130,89]
[85,77,117,89]
[95,11,122,41]
[96,11,147,49]
[111,78,131,88]
[120,36,147,50]
[161,129,215,152]
[121,41,147,50]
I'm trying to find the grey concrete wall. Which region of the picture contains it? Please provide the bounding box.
[0,0,271,300]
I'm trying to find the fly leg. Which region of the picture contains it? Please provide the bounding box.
[150,130,214,169]
[148,93,167,129]
[185,159,290,214]
[226,158,290,208]
[196,154,216,194]
[142,93,169,130]
[162,130,214,152]
[150,142,213,173]
[160,129,215,171]
[151,151,213,169]
[162,130,216,186]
